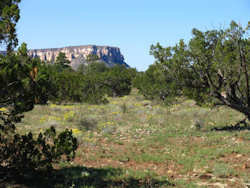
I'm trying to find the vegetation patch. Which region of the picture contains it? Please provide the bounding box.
[11,90,250,187]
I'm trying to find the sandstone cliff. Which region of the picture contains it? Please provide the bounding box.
[28,45,129,69]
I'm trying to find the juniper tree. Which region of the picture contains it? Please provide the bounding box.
[0,0,77,172]
[150,21,250,120]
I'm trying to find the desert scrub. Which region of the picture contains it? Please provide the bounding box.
[77,118,98,131]
[40,115,62,123]
[213,163,237,178]
[64,111,75,121]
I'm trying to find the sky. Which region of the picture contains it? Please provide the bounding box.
[17,0,249,71]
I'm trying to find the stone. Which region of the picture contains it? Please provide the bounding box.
[27,45,129,69]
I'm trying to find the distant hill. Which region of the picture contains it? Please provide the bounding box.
[1,45,129,69]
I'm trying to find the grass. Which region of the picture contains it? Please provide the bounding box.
[5,89,250,187]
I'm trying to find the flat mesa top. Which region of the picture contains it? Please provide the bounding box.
[29,45,120,52]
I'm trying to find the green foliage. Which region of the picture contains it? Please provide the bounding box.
[46,66,108,104]
[86,54,100,63]
[82,61,109,75]
[54,52,71,71]
[150,21,250,117]
[81,73,109,104]
[49,70,85,103]
[0,127,77,172]
[0,45,37,121]
[133,63,179,104]
[0,0,21,53]
[0,43,55,108]
[0,45,78,173]
[103,65,132,97]
[0,0,78,174]
[47,63,133,104]
[34,60,57,104]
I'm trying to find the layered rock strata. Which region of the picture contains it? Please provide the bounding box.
[28,45,129,69]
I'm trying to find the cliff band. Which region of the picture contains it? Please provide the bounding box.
[1,45,129,69]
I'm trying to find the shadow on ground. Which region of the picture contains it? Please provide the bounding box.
[0,166,174,188]
[211,120,250,132]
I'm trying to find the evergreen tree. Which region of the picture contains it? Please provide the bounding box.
[55,52,71,71]
[0,0,20,53]
[151,21,250,119]
[86,54,100,63]
[0,0,77,173]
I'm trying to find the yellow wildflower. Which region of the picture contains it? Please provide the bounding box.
[72,128,81,134]
[49,104,58,108]
[40,116,61,123]
[61,105,74,109]
[64,111,75,120]
[0,107,7,112]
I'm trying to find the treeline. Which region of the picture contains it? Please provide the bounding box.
[35,52,136,104]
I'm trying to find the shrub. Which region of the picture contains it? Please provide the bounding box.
[50,70,85,103]
[0,127,77,172]
[81,73,109,104]
[0,0,78,175]
[0,49,78,173]
[103,65,132,97]
[133,64,179,104]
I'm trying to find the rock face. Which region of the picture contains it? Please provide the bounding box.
[27,45,129,69]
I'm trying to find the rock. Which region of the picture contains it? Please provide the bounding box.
[102,126,116,134]
[27,45,129,69]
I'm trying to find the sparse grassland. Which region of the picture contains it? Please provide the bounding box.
[12,89,250,187]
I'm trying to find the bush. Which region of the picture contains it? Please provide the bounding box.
[46,67,108,104]
[0,127,77,172]
[83,61,109,74]
[0,49,78,173]
[81,73,109,104]
[0,0,78,175]
[133,64,179,104]
[103,65,132,97]
[47,63,133,104]
[49,70,85,103]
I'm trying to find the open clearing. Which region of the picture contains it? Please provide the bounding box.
[11,89,250,187]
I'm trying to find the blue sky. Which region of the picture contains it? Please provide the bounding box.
[17,0,249,71]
